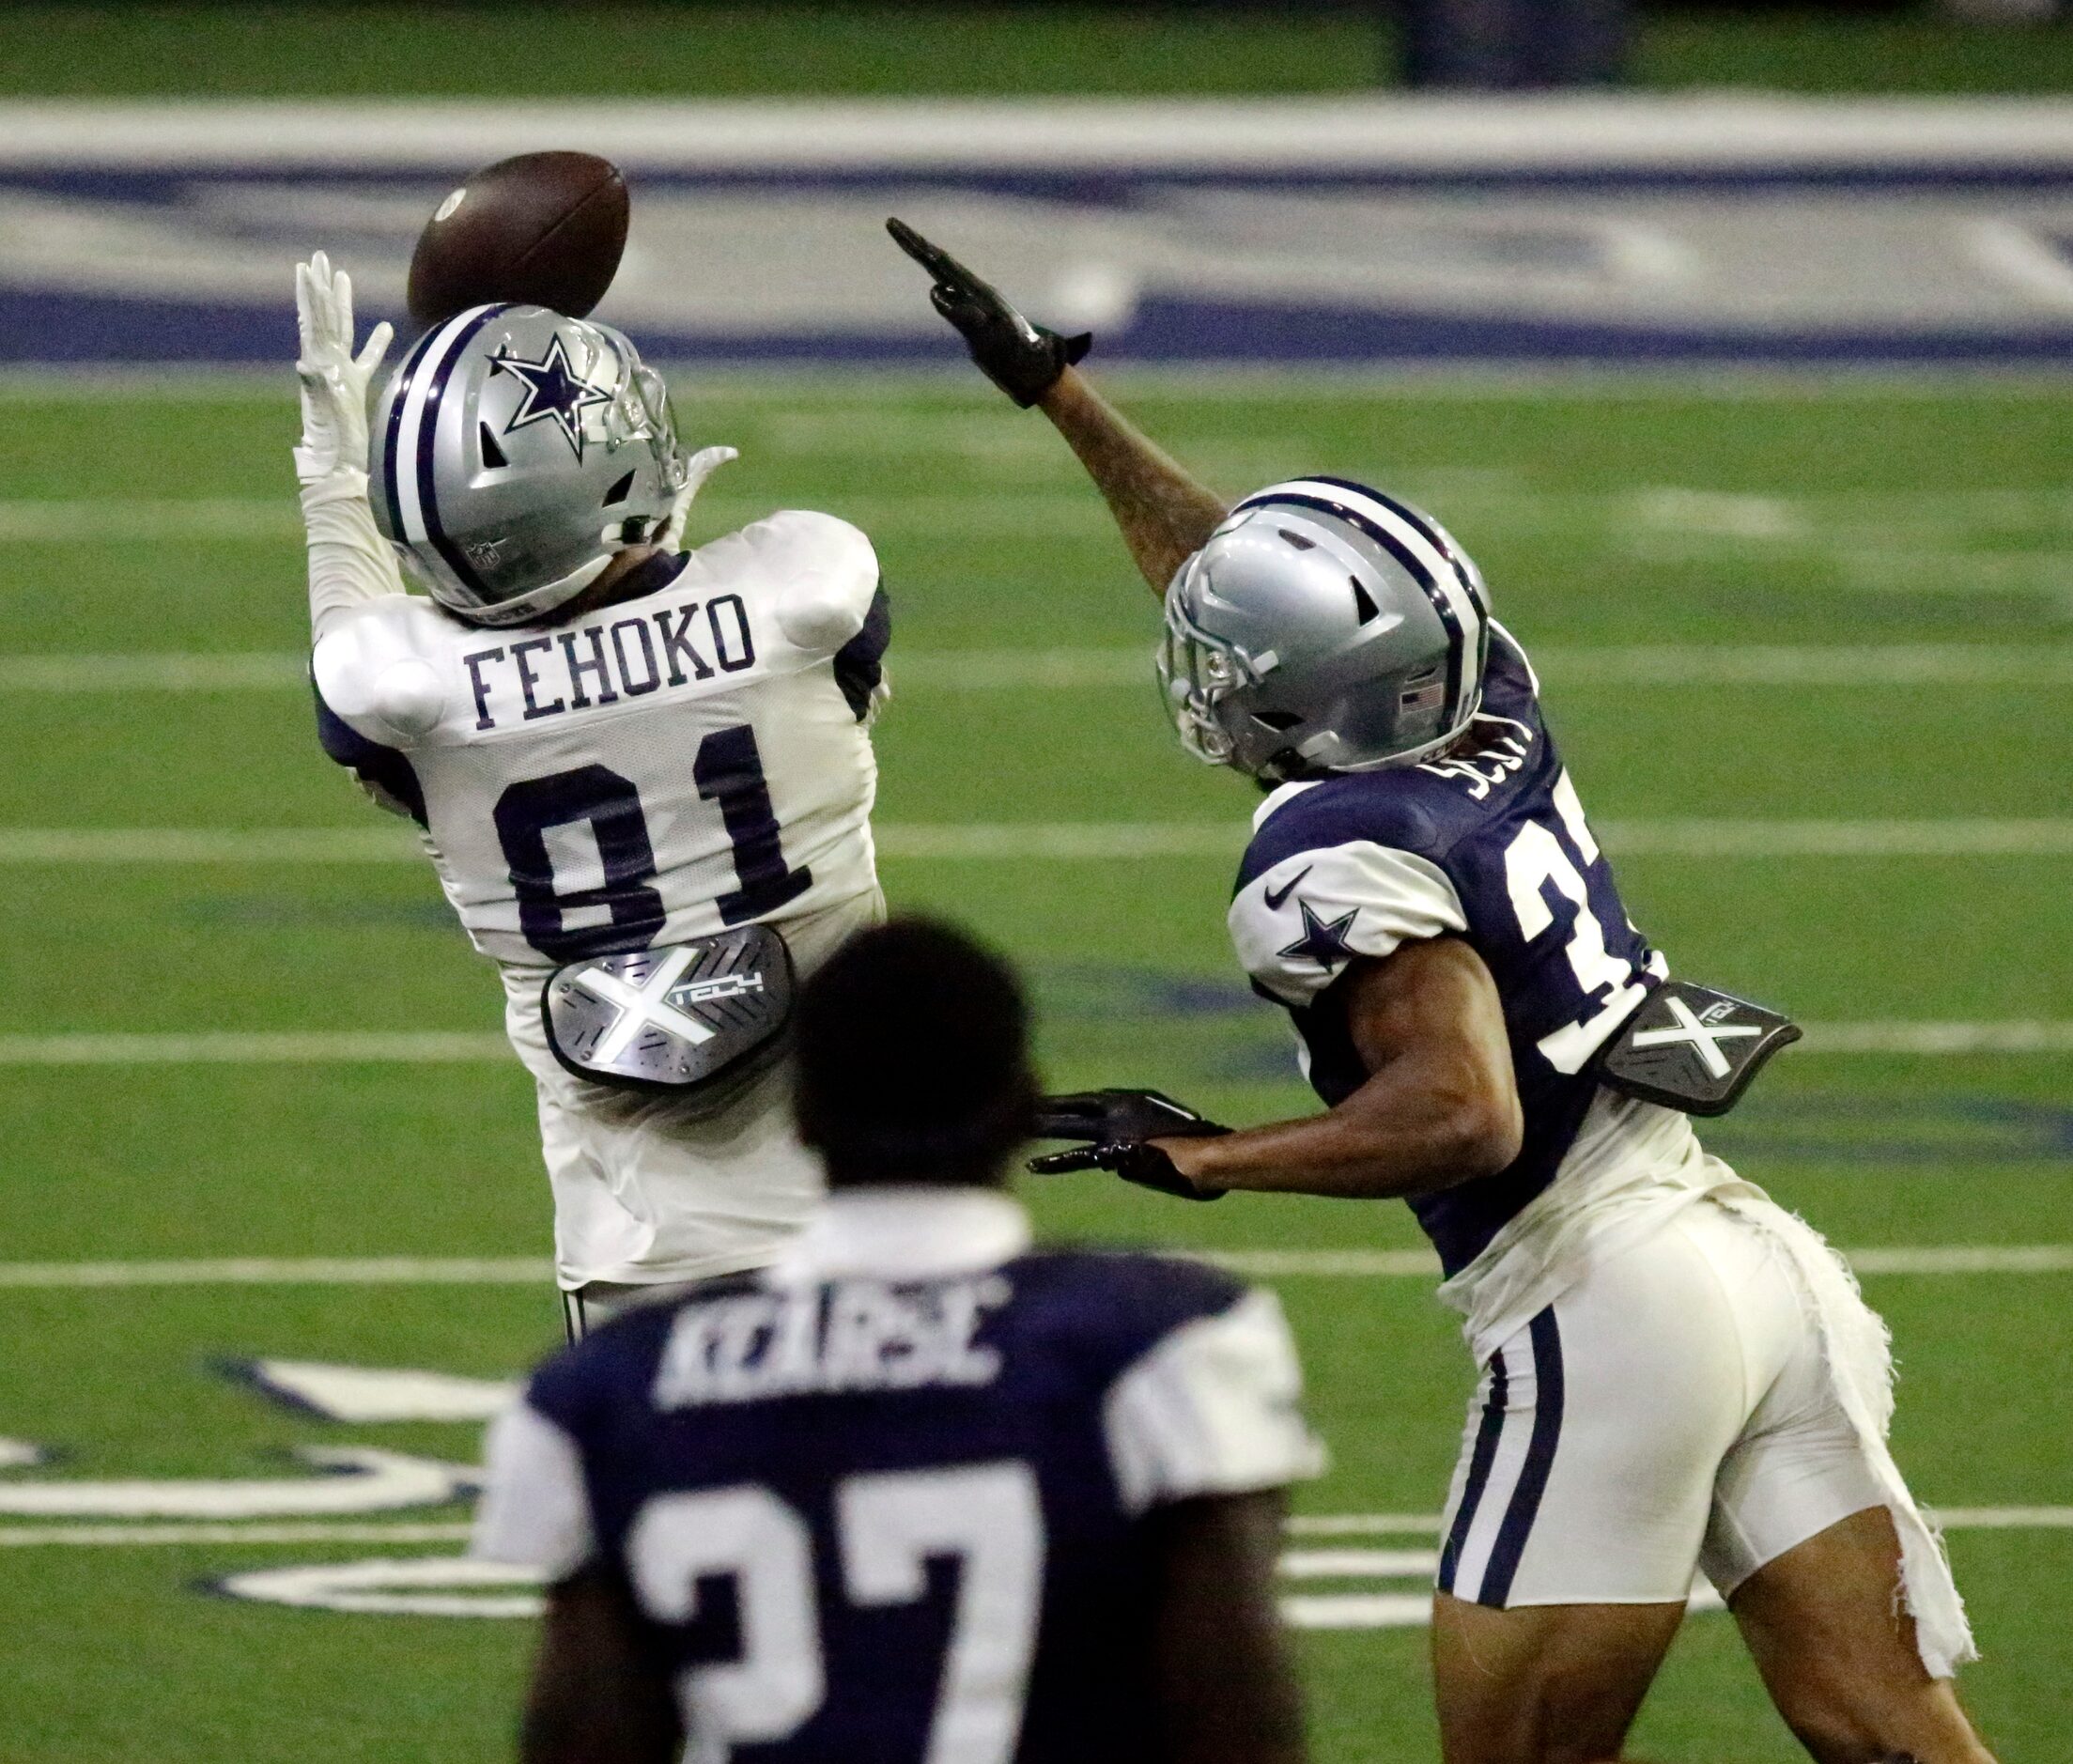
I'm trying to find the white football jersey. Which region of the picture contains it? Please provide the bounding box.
[311,511,888,1290]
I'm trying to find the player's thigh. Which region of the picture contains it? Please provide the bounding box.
[1431,1592,1684,1764]
[1431,1218,1753,1762]
[1437,1215,1749,1615]
[1729,1507,1995,1764]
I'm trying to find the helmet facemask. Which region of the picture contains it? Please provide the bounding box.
[1156,579,1248,767]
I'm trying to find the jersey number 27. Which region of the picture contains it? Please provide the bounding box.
[628,1462,1043,1763]
[492,723,812,961]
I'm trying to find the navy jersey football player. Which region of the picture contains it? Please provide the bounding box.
[473,919,1322,1764]
[890,226,1994,1764]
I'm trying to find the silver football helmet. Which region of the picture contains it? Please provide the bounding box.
[1157,477,1492,781]
[370,303,689,626]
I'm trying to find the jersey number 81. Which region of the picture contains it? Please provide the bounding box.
[492,723,812,961]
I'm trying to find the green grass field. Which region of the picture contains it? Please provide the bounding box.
[4,4,2071,97]
[0,372,2068,1760]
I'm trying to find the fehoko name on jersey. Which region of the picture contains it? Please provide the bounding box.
[459,594,757,729]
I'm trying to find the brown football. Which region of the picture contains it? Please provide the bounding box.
[407,150,628,325]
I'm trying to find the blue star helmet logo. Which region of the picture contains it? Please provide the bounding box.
[1277,898,1359,970]
[490,333,613,462]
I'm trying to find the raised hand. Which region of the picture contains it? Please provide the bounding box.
[293,251,394,483]
[887,216,1091,408]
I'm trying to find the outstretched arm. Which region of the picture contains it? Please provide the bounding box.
[1033,936,1523,1204]
[294,251,402,642]
[889,218,1227,597]
[1166,936,1523,1200]
[1036,368,1230,596]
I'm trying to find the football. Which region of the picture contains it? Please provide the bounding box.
[406,150,628,325]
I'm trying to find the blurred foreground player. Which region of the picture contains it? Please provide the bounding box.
[890,223,1993,1764]
[292,255,890,1334]
[473,919,1321,1764]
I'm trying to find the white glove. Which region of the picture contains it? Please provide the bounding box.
[653,445,740,551]
[294,251,394,484]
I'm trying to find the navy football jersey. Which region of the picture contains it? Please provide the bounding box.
[1229,627,1666,1276]
[473,1192,1320,1763]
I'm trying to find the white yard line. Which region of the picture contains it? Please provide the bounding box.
[2,486,2071,546]
[1802,1023,2073,1054]
[0,1256,549,1286]
[2,366,2069,409]
[0,497,1110,543]
[0,828,420,863]
[8,644,2073,692]
[0,1246,2064,1289]
[1286,1508,2073,1539]
[0,1509,2059,1550]
[1,820,2067,865]
[1599,820,2073,857]
[0,1522,475,1548]
[0,499,304,542]
[4,95,2071,170]
[0,1023,2068,1068]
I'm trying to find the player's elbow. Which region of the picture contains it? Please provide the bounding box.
[1413,1067,1523,1191]
[1446,1085,1524,1183]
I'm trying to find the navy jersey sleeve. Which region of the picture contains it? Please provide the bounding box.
[1093,1267,1323,1512]
[831,583,890,721]
[312,678,427,826]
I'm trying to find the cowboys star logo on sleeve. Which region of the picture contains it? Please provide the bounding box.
[1278,899,1359,970]
[490,334,613,460]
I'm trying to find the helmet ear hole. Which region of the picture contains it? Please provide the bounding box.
[1350,576,1383,626]
[478,425,508,469]
[1252,710,1303,733]
[601,470,635,506]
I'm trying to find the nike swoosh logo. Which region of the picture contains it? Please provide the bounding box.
[1263,867,1312,912]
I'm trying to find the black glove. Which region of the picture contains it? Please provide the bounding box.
[1027,1089,1230,1200]
[887,216,1091,408]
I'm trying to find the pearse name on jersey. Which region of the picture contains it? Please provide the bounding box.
[652,1276,1010,1410]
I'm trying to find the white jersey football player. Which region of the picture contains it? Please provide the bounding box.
[892,223,1995,1764]
[293,255,886,1331]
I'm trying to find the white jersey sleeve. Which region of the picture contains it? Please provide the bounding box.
[1230,839,1468,1008]
[472,1398,596,1578]
[1102,1287,1326,1515]
[743,510,880,658]
[311,595,451,748]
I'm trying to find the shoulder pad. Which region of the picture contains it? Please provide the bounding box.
[310,597,449,745]
[1242,775,1449,892]
[741,510,879,656]
[1230,838,1467,1007]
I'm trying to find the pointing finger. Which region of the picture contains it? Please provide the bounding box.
[886,217,971,287]
[1026,1149,1106,1175]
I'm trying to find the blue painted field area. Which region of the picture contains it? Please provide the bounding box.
[4,98,2073,365]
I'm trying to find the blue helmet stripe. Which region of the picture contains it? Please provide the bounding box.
[408,305,504,601]
[379,323,450,540]
[1311,472,1489,616]
[1236,488,1469,733]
